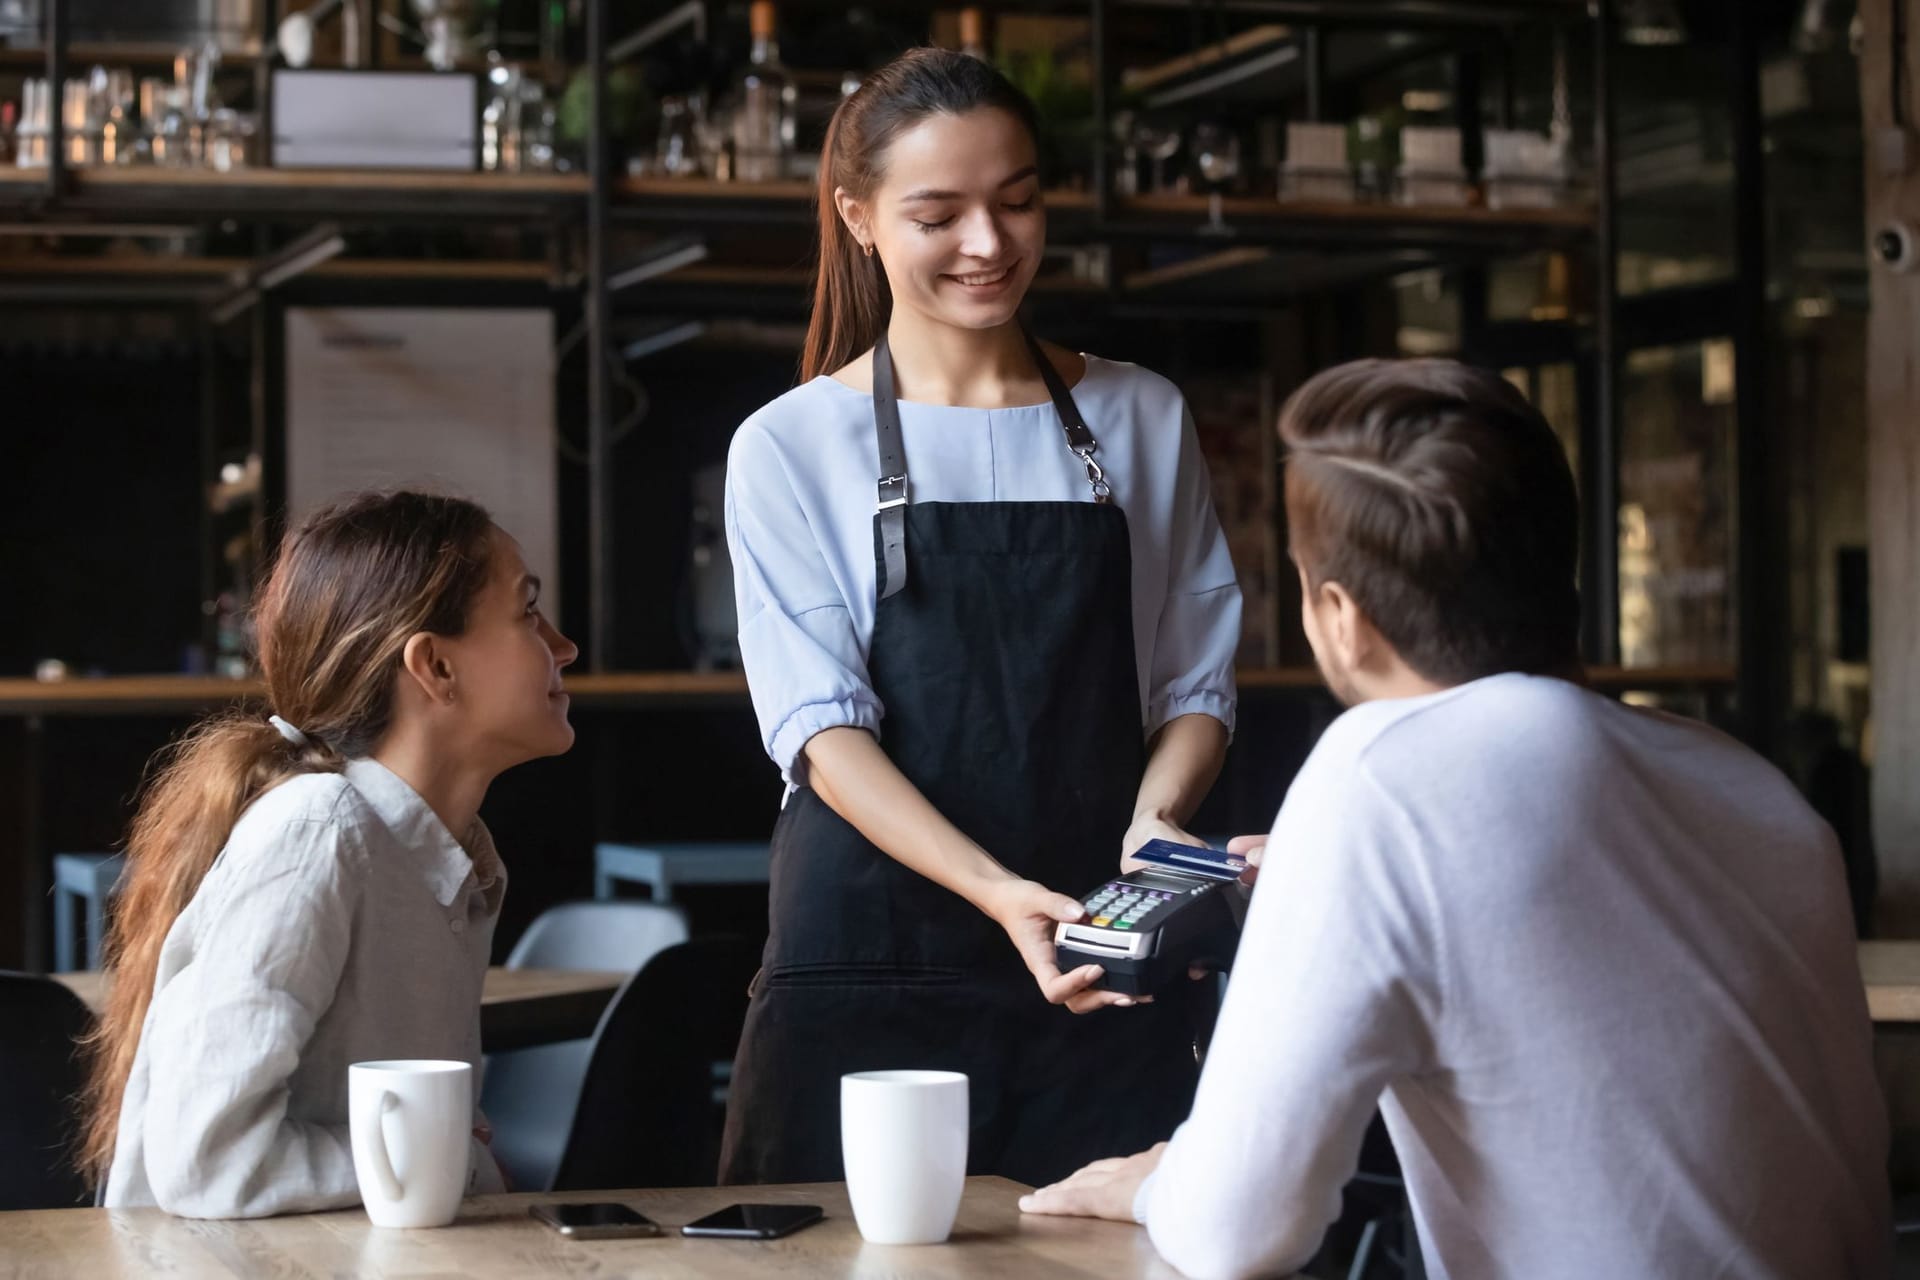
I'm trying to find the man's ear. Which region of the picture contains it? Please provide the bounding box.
[1318,579,1374,672]
[834,185,872,253]
[399,632,457,707]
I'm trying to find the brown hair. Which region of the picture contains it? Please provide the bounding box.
[76,489,496,1182]
[801,47,1044,382]
[1280,358,1582,684]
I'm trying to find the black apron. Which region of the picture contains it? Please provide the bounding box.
[719,331,1199,1189]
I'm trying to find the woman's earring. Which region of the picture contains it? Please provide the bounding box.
[863,241,874,259]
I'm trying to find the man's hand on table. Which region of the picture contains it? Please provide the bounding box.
[1017,1143,1167,1223]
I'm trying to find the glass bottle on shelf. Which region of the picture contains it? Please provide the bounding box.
[1192,121,1240,234]
[0,100,14,168]
[959,7,989,62]
[728,0,795,183]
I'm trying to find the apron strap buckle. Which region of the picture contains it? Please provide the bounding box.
[877,474,909,511]
[1076,449,1112,504]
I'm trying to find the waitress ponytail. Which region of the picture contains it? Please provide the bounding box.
[803,106,892,384]
[800,48,1043,384]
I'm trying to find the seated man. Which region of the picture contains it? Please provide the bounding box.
[1021,359,1890,1279]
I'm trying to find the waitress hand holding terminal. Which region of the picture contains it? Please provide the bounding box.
[719,48,1241,1190]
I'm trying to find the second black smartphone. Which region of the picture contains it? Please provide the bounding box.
[680,1203,825,1239]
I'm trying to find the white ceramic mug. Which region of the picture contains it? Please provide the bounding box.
[348,1060,472,1229]
[840,1069,969,1245]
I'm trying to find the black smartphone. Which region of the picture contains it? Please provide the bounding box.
[680,1203,825,1239]
[529,1202,664,1240]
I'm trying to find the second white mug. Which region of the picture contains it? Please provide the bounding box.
[348,1059,472,1229]
[840,1069,969,1245]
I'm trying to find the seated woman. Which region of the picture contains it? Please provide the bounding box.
[78,489,578,1218]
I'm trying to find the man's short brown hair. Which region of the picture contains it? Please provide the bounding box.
[1281,358,1582,684]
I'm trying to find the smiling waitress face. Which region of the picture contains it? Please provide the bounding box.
[835,107,1046,334]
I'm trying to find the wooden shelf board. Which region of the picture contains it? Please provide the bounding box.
[0,170,1580,243]
[0,255,556,282]
[617,175,1096,212]
[66,167,586,196]
[1116,191,1594,231]
[0,664,1736,716]
[618,176,815,202]
[0,41,263,69]
[0,672,755,715]
[1122,23,1294,95]
[653,262,1099,293]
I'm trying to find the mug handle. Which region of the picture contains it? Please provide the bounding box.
[364,1090,404,1202]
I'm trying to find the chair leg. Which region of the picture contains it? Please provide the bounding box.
[53,885,77,974]
[85,891,107,970]
[1347,1219,1379,1280]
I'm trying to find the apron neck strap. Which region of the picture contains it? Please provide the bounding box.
[1017,324,1097,456]
[871,323,1109,600]
[873,328,908,514]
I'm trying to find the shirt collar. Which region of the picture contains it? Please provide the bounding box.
[343,757,491,909]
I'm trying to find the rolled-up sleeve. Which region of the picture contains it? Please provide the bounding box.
[1146,402,1241,739]
[726,420,883,786]
[140,818,363,1218]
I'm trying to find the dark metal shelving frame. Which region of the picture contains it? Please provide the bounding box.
[9,0,1789,963]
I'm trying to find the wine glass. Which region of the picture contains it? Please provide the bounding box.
[1131,115,1181,194]
[1191,121,1240,235]
[655,94,705,179]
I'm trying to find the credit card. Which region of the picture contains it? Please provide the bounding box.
[1131,838,1247,881]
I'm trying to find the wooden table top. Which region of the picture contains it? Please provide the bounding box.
[53,967,623,1052]
[0,1177,1205,1279]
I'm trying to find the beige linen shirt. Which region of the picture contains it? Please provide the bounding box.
[105,757,508,1218]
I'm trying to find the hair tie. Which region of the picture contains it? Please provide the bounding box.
[267,715,310,747]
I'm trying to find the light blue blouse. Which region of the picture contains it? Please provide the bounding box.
[725,355,1242,788]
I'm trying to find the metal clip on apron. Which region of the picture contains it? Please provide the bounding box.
[720,328,1199,1190]
[876,326,1110,600]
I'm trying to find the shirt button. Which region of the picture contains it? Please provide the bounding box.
[449,917,466,935]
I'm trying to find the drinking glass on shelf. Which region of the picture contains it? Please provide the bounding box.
[131,77,168,165]
[1131,115,1181,194]
[655,93,706,179]
[1191,121,1240,235]
[1110,108,1139,196]
[99,68,135,165]
[696,102,733,181]
[206,108,255,171]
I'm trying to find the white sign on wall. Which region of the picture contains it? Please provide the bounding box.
[285,306,559,614]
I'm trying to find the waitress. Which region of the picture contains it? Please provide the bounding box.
[720,48,1241,1190]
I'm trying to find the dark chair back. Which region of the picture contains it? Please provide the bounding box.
[550,936,760,1191]
[482,900,691,1191]
[0,971,95,1209]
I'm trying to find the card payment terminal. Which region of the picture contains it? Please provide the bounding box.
[1054,840,1245,996]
